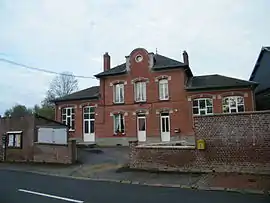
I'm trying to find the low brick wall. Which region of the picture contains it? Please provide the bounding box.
[33,141,77,164]
[129,111,270,174]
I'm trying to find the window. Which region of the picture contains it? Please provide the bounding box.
[192,98,213,115]
[113,114,125,133]
[113,83,124,103]
[7,131,22,148]
[62,107,75,130]
[83,106,95,134]
[159,79,169,100]
[223,96,244,113]
[134,81,146,102]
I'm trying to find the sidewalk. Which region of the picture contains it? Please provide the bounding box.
[1,162,269,195]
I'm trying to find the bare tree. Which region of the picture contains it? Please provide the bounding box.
[43,72,79,106]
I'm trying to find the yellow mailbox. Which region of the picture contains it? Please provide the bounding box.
[197,139,206,150]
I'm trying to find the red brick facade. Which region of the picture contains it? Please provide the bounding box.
[129,111,270,174]
[54,48,256,146]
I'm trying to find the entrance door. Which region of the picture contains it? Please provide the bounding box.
[83,106,95,142]
[137,114,146,142]
[160,112,170,142]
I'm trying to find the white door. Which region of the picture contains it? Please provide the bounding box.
[160,113,170,142]
[137,115,146,142]
[83,106,95,142]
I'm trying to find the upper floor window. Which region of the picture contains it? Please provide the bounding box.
[223,96,244,113]
[159,79,169,100]
[134,81,146,102]
[192,98,213,115]
[62,107,75,130]
[113,83,124,103]
[113,113,125,134]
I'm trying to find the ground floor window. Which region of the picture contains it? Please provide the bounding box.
[223,96,244,113]
[113,113,125,133]
[7,131,22,148]
[192,98,213,115]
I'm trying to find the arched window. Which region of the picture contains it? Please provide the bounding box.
[222,96,244,113]
[192,98,213,115]
[159,79,169,100]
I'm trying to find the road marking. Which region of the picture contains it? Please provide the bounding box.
[18,189,84,203]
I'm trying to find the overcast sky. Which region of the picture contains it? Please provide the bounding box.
[0,0,269,115]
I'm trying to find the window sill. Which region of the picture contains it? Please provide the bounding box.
[134,101,147,104]
[113,102,125,105]
[69,129,75,132]
[113,133,126,136]
[159,98,170,101]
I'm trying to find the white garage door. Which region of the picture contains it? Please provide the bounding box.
[38,127,67,144]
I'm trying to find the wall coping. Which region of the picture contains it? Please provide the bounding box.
[136,145,196,149]
[193,110,270,118]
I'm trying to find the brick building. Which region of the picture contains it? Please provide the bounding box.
[53,48,257,146]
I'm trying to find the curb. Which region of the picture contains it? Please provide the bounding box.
[1,168,269,196]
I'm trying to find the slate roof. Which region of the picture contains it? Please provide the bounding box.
[249,46,270,81]
[186,74,258,91]
[94,54,191,78]
[52,86,99,102]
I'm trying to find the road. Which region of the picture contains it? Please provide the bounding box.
[0,169,268,203]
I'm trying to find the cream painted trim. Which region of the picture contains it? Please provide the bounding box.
[58,105,77,110]
[189,94,216,99]
[109,80,127,86]
[219,91,246,97]
[131,77,149,84]
[79,103,98,108]
[6,131,22,134]
[110,111,128,116]
[154,75,172,82]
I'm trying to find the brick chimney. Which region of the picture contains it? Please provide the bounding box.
[103,52,110,71]
[183,51,189,66]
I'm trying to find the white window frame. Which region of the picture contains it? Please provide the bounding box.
[113,114,125,134]
[192,98,213,115]
[113,83,124,103]
[62,107,75,130]
[223,96,245,113]
[7,131,22,148]
[159,79,169,100]
[134,81,146,102]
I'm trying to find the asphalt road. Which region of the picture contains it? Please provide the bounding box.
[0,169,269,203]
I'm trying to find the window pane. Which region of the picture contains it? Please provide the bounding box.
[84,121,89,134]
[84,107,89,113]
[200,110,206,115]
[71,108,75,114]
[199,100,206,108]
[62,108,66,114]
[223,105,229,113]
[238,105,244,112]
[161,117,166,132]
[206,99,213,106]
[161,112,169,116]
[114,115,120,133]
[90,113,95,119]
[71,114,75,120]
[71,120,75,129]
[231,109,237,113]
[67,117,71,127]
[223,98,229,105]
[90,120,95,133]
[193,100,198,107]
[138,118,146,131]
[15,134,21,147]
[67,108,71,115]
[230,97,236,107]
[207,107,213,114]
[8,134,14,147]
[237,96,244,104]
[193,107,199,115]
[120,115,125,132]
[84,113,89,119]
[165,117,169,132]
[62,115,66,121]
[90,107,95,113]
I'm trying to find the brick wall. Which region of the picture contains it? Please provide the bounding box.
[129,111,270,174]
[33,140,76,164]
